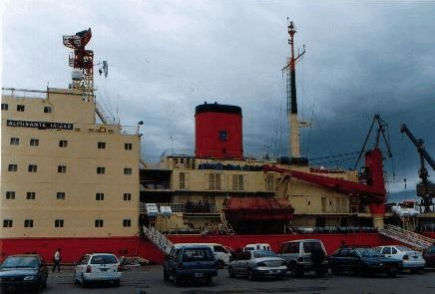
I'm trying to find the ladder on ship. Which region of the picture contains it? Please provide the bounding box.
[141,225,174,255]
[379,224,435,250]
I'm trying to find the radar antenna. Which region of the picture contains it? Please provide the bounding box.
[63,28,94,101]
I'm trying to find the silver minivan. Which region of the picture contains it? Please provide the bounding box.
[278,239,328,277]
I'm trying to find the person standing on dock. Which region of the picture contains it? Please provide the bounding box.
[52,248,61,273]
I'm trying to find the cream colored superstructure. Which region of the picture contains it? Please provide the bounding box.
[1,88,140,238]
[143,155,366,232]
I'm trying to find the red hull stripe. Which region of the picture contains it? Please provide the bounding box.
[1,232,425,264]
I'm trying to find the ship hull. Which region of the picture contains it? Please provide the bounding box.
[4,232,434,264]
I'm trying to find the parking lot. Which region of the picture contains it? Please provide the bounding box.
[34,266,435,294]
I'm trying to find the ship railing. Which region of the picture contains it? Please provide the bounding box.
[141,225,173,255]
[379,224,435,250]
[139,202,217,214]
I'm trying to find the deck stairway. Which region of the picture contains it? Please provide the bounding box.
[141,225,174,255]
[379,224,435,250]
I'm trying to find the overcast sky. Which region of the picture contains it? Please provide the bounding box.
[1,0,434,195]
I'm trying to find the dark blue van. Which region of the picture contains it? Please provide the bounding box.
[163,245,218,285]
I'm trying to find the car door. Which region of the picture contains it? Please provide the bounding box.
[238,251,252,275]
[347,250,361,272]
[332,248,349,271]
[381,247,392,258]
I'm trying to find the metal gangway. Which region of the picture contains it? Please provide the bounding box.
[141,225,174,255]
[379,224,435,250]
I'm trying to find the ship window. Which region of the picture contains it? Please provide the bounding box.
[123,219,131,227]
[8,164,17,172]
[124,143,132,150]
[54,219,64,228]
[59,140,68,148]
[6,191,15,200]
[123,193,131,201]
[10,137,19,145]
[17,104,25,112]
[124,168,132,175]
[179,172,186,189]
[56,192,65,200]
[96,193,105,201]
[232,174,244,191]
[219,130,228,142]
[95,219,104,228]
[28,164,38,173]
[266,174,274,191]
[3,219,13,228]
[43,106,52,113]
[24,219,34,228]
[58,165,67,173]
[30,138,39,147]
[1,103,8,110]
[97,142,106,149]
[97,167,106,174]
[208,173,222,190]
[27,192,36,200]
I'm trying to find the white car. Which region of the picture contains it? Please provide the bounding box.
[73,253,121,287]
[376,245,426,272]
[244,243,272,252]
[174,243,231,268]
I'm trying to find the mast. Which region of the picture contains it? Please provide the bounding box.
[282,20,305,159]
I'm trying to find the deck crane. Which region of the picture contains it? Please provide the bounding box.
[400,124,435,212]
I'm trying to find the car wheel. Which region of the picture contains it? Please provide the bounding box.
[174,276,183,286]
[331,266,340,275]
[113,280,120,287]
[294,265,304,277]
[387,268,397,278]
[216,260,225,269]
[248,269,256,280]
[163,269,169,281]
[228,266,236,278]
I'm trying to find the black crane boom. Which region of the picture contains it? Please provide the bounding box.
[400,124,435,170]
[400,123,435,212]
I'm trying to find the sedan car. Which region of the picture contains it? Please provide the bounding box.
[73,253,121,287]
[423,246,435,267]
[228,250,287,280]
[376,245,425,272]
[329,247,402,277]
[0,254,48,293]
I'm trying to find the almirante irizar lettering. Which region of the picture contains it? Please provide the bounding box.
[6,119,73,130]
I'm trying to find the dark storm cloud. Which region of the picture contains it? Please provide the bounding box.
[2,1,434,192]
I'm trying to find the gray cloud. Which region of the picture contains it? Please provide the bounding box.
[2,0,435,195]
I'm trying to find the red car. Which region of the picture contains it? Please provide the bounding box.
[423,246,435,267]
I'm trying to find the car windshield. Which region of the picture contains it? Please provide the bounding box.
[356,248,383,257]
[90,255,118,264]
[253,251,276,258]
[1,256,39,268]
[182,248,214,262]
